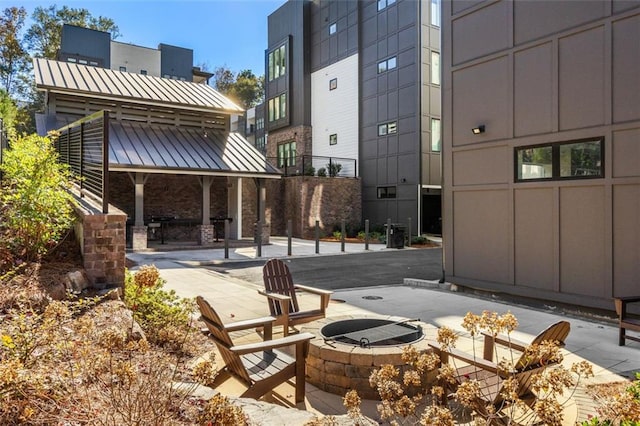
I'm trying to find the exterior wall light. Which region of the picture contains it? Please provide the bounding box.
[471,125,485,134]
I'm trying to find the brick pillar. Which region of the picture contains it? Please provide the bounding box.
[197,224,215,245]
[77,212,127,290]
[131,226,148,250]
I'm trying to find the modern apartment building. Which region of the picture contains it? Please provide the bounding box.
[264,0,442,235]
[442,1,640,309]
[58,24,212,83]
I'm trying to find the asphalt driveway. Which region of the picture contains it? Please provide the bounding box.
[204,247,443,290]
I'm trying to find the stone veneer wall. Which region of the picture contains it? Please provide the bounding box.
[265,125,312,161]
[72,196,126,290]
[267,176,362,238]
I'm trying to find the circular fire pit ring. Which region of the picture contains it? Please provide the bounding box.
[302,315,437,400]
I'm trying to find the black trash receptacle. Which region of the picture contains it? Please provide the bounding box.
[386,224,405,249]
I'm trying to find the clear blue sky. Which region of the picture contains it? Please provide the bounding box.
[17,0,286,77]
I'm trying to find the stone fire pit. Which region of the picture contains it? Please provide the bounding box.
[302,315,437,400]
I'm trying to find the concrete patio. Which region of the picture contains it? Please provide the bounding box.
[127,239,640,424]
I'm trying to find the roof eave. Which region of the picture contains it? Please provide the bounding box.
[36,85,244,116]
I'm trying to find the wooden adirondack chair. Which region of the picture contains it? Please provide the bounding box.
[430,320,571,411]
[196,296,314,403]
[259,258,333,336]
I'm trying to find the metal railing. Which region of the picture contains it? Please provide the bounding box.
[54,110,109,213]
[267,154,357,177]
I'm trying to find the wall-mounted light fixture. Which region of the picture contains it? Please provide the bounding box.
[471,125,485,135]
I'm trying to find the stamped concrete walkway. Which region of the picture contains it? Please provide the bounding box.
[127,238,640,424]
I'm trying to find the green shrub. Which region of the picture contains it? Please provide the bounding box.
[332,231,342,240]
[357,231,366,240]
[304,164,316,176]
[412,235,428,245]
[317,167,327,177]
[327,162,342,177]
[124,265,195,351]
[0,134,76,261]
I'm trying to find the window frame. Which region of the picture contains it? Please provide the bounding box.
[267,93,287,123]
[431,118,441,152]
[329,78,337,90]
[514,137,604,182]
[378,56,397,74]
[378,121,398,136]
[431,51,440,85]
[377,186,397,199]
[329,134,337,145]
[431,0,440,27]
[268,43,286,82]
[277,141,296,168]
[329,22,337,35]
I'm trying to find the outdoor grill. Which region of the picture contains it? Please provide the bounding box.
[321,318,423,348]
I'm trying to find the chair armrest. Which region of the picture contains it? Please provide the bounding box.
[258,289,292,302]
[231,332,314,355]
[293,284,334,296]
[482,332,528,353]
[428,342,504,375]
[224,316,276,332]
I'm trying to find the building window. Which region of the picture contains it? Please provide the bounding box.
[378,0,396,11]
[329,22,337,34]
[378,121,398,136]
[268,44,286,82]
[329,78,337,90]
[67,57,77,63]
[431,0,440,27]
[140,69,147,75]
[256,117,264,130]
[377,186,397,199]
[330,134,337,145]
[378,56,397,74]
[268,93,287,122]
[431,118,441,152]
[515,137,603,181]
[256,136,266,153]
[431,52,440,85]
[79,59,88,65]
[277,141,296,168]
[89,61,98,66]
[119,66,126,72]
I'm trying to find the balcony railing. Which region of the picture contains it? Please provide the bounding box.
[267,155,357,178]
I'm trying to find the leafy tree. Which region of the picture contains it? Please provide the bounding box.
[0,88,17,140]
[25,5,120,59]
[0,7,30,97]
[0,133,76,260]
[212,66,264,109]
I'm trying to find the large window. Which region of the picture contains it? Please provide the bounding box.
[515,138,603,181]
[431,51,440,85]
[431,118,441,152]
[268,93,287,122]
[277,141,296,168]
[329,22,337,34]
[268,44,286,81]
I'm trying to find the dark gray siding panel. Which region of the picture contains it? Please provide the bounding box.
[159,44,193,81]
[59,25,110,68]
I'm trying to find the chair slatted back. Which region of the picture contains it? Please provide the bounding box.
[196,296,251,384]
[515,320,570,371]
[263,259,300,315]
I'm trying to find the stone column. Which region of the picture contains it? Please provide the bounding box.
[131,226,148,250]
[197,224,215,245]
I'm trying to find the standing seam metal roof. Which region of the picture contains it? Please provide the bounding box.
[33,58,244,113]
[107,120,281,177]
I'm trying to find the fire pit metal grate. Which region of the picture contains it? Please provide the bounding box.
[321,318,423,348]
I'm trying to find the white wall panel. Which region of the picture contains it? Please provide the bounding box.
[111,42,161,77]
[311,54,359,174]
